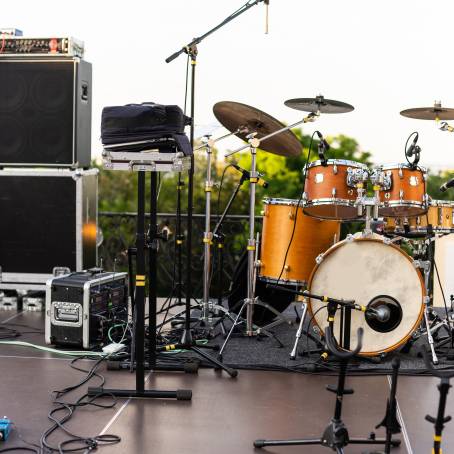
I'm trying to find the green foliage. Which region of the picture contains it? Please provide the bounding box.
[426,170,454,201]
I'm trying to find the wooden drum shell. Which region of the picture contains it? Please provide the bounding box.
[259,199,340,285]
[303,160,366,220]
[384,200,454,233]
[378,165,427,217]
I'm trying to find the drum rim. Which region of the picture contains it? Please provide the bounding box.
[307,159,368,169]
[378,163,428,172]
[379,200,427,208]
[307,236,425,356]
[262,197,303,206]
[429,199,454,207]
[258,274,307,286]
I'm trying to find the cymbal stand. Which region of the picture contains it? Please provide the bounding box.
[414,258,439,365]
[165,0,268,378]
[222,113,319,339]
[195,129,247,327]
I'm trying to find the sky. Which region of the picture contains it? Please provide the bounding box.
[3,0,454,171]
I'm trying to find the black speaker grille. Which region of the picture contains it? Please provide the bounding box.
[0,175,77,273]
[0,60,75,164]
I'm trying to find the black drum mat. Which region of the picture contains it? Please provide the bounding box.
[194,306,454,376]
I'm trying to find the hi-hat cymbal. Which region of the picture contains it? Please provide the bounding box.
[400,102,454,120]
[284,95,354,114]
[213,101,302,157]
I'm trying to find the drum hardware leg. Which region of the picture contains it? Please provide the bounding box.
[290,301,308,359]
[424,304,439,365]
[254,327,400,451]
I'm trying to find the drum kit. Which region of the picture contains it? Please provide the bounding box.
[197,96,454,365]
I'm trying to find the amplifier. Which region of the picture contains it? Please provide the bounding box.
[45,270,128,349]
[0,36,84,57]
[0,57,91,167]
[0,168,98,290]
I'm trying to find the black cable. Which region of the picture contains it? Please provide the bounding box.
[305,304,327,356]
[38,357,121,453]
[275,131,317,286]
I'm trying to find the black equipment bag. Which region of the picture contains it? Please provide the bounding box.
[101,102,192,155]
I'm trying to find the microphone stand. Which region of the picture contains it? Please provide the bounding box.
[165,0,266,377]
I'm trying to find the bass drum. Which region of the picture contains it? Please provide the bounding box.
[308,236,425,356]
[228,252,295,325]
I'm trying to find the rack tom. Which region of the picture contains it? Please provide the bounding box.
[259,198,340,285]
[376,163,427,217]
[303,159,368,220]
[384,200,454,234]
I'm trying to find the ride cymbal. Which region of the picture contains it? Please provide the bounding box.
[400,102,454,120]
[213,101,302,157]
[284,95,354,114]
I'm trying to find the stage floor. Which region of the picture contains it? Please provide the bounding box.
[0,310,451,454]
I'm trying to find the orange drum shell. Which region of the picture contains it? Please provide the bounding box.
[305,164,357,202]
[379,167,427,217]
[385,203,454,232]
[259,201,340,284]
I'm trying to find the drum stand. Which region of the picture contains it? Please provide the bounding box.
[197,131,244,329]
[219,114,319,358]
[255,326,400,453]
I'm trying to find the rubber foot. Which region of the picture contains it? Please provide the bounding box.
[253,440,264,448]
[176,389,192,400]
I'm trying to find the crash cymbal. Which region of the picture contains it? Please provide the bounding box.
[213,101,302,157]
[284,95,354,114]
[400,102,454,120]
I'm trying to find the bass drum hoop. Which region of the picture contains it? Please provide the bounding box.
[307,237,425,356]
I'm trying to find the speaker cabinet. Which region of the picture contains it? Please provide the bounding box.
[0,57,91,167]
[0,168,98,289]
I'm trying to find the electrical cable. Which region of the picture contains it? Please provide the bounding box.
[39,357,121,454]
[275,131,317,287]
[305,304,327,356]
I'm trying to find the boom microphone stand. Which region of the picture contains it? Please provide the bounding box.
[165,0,268,375]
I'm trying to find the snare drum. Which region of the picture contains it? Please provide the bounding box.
[303,159,368,220]
[259,198,340,285]
[377,163,427,217]
[384,200,454,234]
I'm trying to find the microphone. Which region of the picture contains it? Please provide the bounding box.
[264,0,269,34]
[406,132,419,157]
[231,164,269,188]
[315,131,330,166]
[367,306,391,323]
[440,121,454,133]
[440,177,454,192]
[315,131,330,152]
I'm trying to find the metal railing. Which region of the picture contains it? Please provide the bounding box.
[98,212,260,298]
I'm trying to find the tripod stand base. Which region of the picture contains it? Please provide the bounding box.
[87,387,192,400]
[254,437,400,448]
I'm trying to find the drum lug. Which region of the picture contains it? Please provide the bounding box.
[382,236,391,245]
[399,189,404,200]
[302,191,307,202]
[346,234,354,242]
[316,253,324,264]
[398,165,403,179]
[333,164,338,175]
[331,188,337,198]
